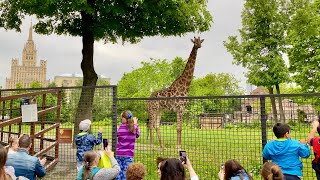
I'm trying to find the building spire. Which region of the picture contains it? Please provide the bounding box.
[28,21,33,41]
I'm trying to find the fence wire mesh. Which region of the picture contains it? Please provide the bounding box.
[1,87,320,179]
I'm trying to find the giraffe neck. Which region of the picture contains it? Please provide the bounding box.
[170,46,198,92]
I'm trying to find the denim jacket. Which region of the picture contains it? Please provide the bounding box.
[75,132,102,162]
[6,149,46,180]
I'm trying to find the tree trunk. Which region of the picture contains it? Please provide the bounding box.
[276,84,285,123]
[268,87,278,123]
[73,8,98,146]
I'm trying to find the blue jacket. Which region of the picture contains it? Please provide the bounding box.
[230,171,250,180]
[6,149,46,180]
[262,138,310,177]
[75,132,102,162]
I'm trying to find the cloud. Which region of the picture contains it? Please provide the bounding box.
[0,0,247,88]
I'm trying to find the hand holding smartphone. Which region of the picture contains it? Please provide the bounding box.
[179,150,187,164]
[103,139,108,149]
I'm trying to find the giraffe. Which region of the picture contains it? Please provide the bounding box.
[147,37,204,150]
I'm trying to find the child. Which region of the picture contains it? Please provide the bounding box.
[307,120,320,179]
[75,119,102,171]
[261,162,284,180]
[262,123,310,180]
[116,111,140,180]
[8,137,19,154]
[76,146,120,180]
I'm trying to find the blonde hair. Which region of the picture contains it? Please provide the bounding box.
[261,162,284,180]
[121,111,135,134]
[8,137,19,148]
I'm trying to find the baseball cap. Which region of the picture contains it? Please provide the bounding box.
[79,119,92,132]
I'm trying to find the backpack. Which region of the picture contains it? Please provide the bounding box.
[76,167,100,180]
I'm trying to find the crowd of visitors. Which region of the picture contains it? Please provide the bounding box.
[2,111,320,180]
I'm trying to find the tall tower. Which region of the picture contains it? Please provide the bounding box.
[22,22,37,67]
[5,22,49,89]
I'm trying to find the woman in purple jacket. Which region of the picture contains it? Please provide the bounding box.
[115,111,140,180]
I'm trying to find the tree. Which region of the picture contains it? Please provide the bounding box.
[118,57,186,98]
[0,0,212,134]
[188,73,244,96]
[30,81,42,88]
[287,0,320,92]
[224,0,292,123]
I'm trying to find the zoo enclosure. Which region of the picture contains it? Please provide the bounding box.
[0,89,61,171]
[0,86,319,179]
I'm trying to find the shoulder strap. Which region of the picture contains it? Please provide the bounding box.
[91,167,101,177]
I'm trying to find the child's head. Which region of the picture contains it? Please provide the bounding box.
[79,119,92,132]
[126,163,146,180]
[121,111,135,134]
[224,159,250,180]
[160,158,185,180]
[8,137,19,151]
[261,162,284,180]
[273,123,290,139]
[82,151,99,179]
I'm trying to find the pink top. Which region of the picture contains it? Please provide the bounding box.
[116,123,140,157]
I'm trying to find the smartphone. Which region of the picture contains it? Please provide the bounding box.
[103,138,108,149]
[179,150,187,163]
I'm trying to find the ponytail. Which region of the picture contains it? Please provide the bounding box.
[122,111,135,134]
[270,165,283,180]
[82,151,97,180]
[261,162,284,180]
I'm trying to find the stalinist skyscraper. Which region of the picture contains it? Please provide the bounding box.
[5,23,49,89]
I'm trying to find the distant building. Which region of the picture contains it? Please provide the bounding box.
[54,73,111,87]
[5,23,49,89]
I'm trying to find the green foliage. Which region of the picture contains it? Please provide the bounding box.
[118,57,187,98]
[0,0,212,43]
[189,73,244,96]
[223,0,290,88]
[287,0,320,92]
[15,83,23,89]
[279,83,304,94]
[30,81,42,88]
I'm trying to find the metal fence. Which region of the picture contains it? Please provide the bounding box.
[1,86,320,179]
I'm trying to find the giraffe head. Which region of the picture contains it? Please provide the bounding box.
[191,36,204,48]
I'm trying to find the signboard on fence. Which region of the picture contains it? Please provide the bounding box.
[59,128,73,143]
[21,104,38,122]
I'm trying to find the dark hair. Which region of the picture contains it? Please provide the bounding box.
[19,134,32,148]
[273,123,290,138]
[261,162,284,180]
[122,111,135,134]
[0,146,8,180]
[160,158,185,180]
[126,163,146,180]
[82,151,98,180]
[156,157,169,166]
[224,159,252,180]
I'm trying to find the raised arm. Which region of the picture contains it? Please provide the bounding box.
[308,120,319,144]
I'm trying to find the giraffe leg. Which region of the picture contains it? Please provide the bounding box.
[155,127,164,150]
[176,110,183,150]
[150,127,154,150]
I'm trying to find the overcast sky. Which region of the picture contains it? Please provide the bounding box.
[0,0,248,90]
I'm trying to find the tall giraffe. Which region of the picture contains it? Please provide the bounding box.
[147,37,204,150]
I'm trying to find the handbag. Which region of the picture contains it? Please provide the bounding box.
[97,151,113,168]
